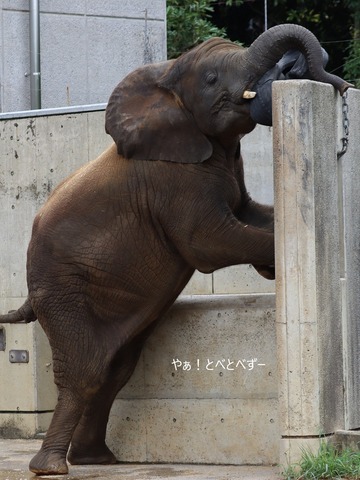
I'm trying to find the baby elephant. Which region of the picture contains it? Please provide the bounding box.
[0,23,350,475]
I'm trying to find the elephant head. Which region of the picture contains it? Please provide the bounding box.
[105,23,352,163]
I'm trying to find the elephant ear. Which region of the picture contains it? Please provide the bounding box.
[105,61,212,163]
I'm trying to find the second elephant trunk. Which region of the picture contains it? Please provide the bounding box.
[242,24,352,95]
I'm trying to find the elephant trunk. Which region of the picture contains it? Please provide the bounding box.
[242,24,352,95]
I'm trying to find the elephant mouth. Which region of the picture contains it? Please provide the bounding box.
[229,97,253,113]
[210,91,244,114]
[219,98,255,133]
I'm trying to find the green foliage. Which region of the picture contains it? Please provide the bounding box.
[344,38,360,87]
[166,0,360,85]
[270,0,360,86]
[166,0,225,58]
[283,441,360,479]
[166,0,242,59]
[344,0,360,87]
[286,9,321,25]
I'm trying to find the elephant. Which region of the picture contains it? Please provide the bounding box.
[0,23,351,475]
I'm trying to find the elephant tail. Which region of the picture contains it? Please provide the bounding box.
[0,298,37,324]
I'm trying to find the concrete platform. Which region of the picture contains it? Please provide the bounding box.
[0,439,282,480]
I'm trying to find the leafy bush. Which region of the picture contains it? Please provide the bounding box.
[344,38,360,87]
[283,441,360,479]
[167,0,227,58]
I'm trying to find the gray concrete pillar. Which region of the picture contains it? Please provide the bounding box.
[273,80,345,463]
[341,88,360,430]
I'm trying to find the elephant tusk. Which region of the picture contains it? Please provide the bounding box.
[242,90,257,99]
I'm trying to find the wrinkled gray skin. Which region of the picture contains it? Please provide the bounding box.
[0,24,351,476]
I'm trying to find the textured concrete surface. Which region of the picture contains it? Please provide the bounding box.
[273,81,360,464]
[0,0,166,112]
[329,430,360,451]
[0,109,111,438]
[340,88,360,429]
[0,439,283,480]
[109,294,278,464]
[274,80,343,439]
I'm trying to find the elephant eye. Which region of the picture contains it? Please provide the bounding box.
[206,72,218,85]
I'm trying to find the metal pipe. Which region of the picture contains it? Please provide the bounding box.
[29,0,41,109]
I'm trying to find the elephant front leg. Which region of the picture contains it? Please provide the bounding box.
[237,199,274,233]
[252,264,275,280]
[237,200,275,279]
[171,209,275,274]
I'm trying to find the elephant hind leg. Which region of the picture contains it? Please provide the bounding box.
[29,341,127,474]
[29,311,121,474]
[67,334,146,466]
[29,388,84,475]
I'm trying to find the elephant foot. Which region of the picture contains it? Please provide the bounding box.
[29,449,68,475]
[67,442,118,465]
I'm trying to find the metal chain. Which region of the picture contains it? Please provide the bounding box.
[337,91,350,160]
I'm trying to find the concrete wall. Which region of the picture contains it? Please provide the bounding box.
[109,295,277,464]
[341,89,360,430]
[0,107,113,437]
[0,0,166,112]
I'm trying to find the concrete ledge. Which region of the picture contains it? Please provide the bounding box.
[117,293,277,401]
[109,292,278,464]
[177,293,276,310]
[329,430,360,451]
[0,103,107,120]
[280,437,325,467]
